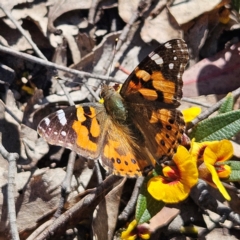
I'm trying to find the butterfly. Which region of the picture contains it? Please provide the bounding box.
[37,39,189,177]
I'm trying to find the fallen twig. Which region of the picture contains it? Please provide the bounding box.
[118,177,144,221]
[0,45,122,83]
[0,133,20,240]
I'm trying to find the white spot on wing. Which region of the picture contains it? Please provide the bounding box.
[165,42,172,48]
[44,118,50,126]
[151,54,164,65]
[54,131,58,135]
[169,63,174,69]
[61,131,67,136]
[174,56,177,60]
[57,109,67,126]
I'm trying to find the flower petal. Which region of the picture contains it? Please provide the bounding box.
[190,140,218,162]
[204,140,233,163]
[147,176,190,203]
[217,164,231,178]
[147,146,198,203]
[173,146,198,187]
[121,220,137,240]
[182,106,201,123]
[205,161,231,201]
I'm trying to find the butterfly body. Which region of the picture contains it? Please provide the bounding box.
[38,39,189,177]
[101,85,128,123]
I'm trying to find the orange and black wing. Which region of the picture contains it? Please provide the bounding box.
[120,39,189,108]
[37,104,106,159]
[120,39,189,162]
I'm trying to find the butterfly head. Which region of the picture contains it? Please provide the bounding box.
[100,84,115,100]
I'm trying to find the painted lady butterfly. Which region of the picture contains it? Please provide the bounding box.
[37,39,189,177]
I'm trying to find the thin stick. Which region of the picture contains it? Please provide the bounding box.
[54,151,77,218]
[56,78,75,106]
[0,133,20,240]
[26,220,54,240]
[0,45,122,83]
[88,0,101,24]
[0,100,22,124]
[181,97,212,108]
[118,177,144,221]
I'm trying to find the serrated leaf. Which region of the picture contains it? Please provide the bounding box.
[135,176,165,224]
[189,110,240,142]
[218,93,234,114]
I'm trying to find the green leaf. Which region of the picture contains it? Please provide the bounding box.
[225,161,240,170]
[218,93,234,114]
[227,170,240,182]
[225,161,240,181]
[135,176,165,224]
[189,110,240,142]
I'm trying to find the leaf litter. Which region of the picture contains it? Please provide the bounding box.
[0,0,240,239]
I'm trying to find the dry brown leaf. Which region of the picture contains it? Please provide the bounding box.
[92,177,126,240]
[0,0,34,18]
[184,14,209,66]
[141,6,183,43]
[47,0,92,32]
[76,32,95,59]
[1,2,48,51]
[0,168,66,237]
[148,206,180,232]
[21,124,49,161]
[9,2,48,35]
[69,31,121,101]
[170,0,222,25]
[0,24,32,51]
[118,0,139,23]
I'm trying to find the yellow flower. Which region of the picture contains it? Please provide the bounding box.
[190,139,232,201]
[147,146,198,203]
[203,140,232,200]
[190,139,219,162]
[121,220,150,240]
[182,106,201,123]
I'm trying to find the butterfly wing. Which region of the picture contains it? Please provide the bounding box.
[37,103,153,177]
[120,39,189,162]
[37,103,106,159]
[99,119,155,177]
[120,39,188,107]
[128,106,185,162]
